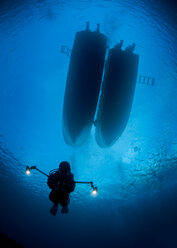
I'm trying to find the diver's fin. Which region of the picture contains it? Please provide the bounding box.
[61,206,69,214]
[50,204,58,216]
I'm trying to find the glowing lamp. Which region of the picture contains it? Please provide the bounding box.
[91,187,98,196]
[26,166,31,175]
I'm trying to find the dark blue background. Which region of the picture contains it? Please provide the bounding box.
[0,0,177,247]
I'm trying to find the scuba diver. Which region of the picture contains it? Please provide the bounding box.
[47,161,75,215]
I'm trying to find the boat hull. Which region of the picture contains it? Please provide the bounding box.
[95,48,139,147]
[62,30,107,146]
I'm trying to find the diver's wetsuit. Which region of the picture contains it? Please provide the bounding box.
[47,170,75,193]
[47,162,75,214]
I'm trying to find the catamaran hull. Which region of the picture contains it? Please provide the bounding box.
[95,48,139,147]
[62,29,107,146]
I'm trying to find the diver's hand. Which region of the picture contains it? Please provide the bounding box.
[31,165,37,169]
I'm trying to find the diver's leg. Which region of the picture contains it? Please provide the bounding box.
[49,190,60,216]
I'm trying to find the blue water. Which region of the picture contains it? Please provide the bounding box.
[0,0,177,247]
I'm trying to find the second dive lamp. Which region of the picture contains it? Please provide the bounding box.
[75,181,98,196]
[91,186,98,195]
